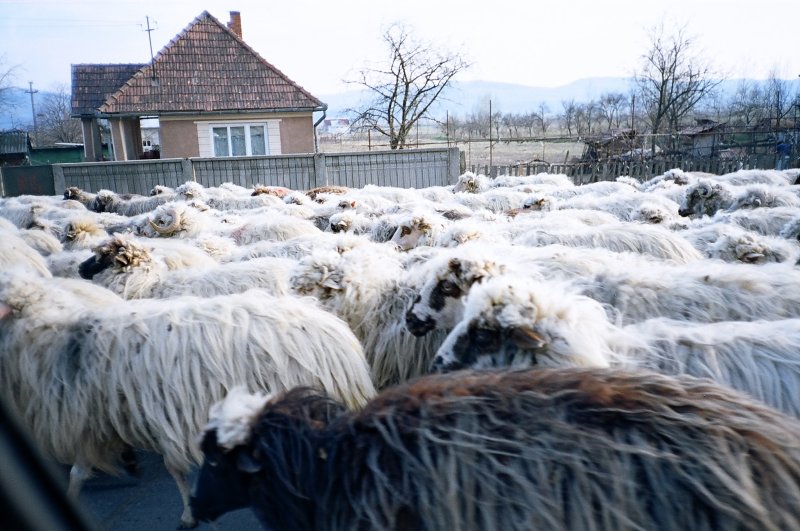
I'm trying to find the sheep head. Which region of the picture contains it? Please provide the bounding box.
[678,180,723,218]
[290,252,347,301]
[63,186,85,202]
[406,255,505,336]
[391,215,436,251]
[146,205,184,237]
[78,235,153,279]
[252,185,291,198]
[430,276,613,373]
[91,190,117,213]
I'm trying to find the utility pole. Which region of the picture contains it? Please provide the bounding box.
[25,81,38,146]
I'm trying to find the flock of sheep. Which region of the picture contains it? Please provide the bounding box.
[1,166,800,530]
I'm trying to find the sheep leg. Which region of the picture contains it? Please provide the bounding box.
[67,464,92,498]
[164,460,197,529]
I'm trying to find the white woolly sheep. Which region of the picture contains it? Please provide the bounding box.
[0,271,375,528]
[407,241,800,335]
[452,171,491,193]
[678,223,800,264]
[0,228,53,278]
[512,220,704,263]
[678,179,800,218]
[431,275,800,419]
[389,210,450,251]
[191,368,800,531]
[290,245,450,389]
[78,234,221,298]
[79,235,294,299]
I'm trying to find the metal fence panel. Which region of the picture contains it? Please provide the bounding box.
[0,165,55,197]
[41,148,458,198]
[53,159,187,195]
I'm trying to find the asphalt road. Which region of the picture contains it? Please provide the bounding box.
[67,451,261,531]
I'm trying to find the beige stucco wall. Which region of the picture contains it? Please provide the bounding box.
[160,119,199,159]
[279,115,315,153]
[159,112,315,158]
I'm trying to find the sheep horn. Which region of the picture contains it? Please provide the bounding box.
[148,211,181,236]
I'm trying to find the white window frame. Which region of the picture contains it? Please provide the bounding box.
[209,122,269,157]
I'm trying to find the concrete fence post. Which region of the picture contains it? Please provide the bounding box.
[313,152,327,187]
[182,158,195,182]
[52,164,65,193]
[447,147,462,183]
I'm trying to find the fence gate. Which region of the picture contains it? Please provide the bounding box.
[0,165,55,197]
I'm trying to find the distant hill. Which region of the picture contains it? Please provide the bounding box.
[318,78,636,119]
[317,77,771,120]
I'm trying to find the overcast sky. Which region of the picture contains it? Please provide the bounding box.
[2,0,799,97]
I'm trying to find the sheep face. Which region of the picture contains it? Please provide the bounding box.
[406,257,502,336]
[191,430,253,523]
[391,217,432,251]
[678,181,728,218]
[431,277,613,373]
[78,236,152,280]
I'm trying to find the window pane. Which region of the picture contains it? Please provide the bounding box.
[230,126,246,156]
[250,126,266,155]
[212,127,229,157]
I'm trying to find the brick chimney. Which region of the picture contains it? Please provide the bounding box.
[227,11,242,38]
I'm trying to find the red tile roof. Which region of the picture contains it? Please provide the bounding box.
[71,64,147,117]
[94,11,323,116]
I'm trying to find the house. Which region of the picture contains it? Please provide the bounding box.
[581,128,638,161]
[678,119,727,158]
[319,118,351,136]
[71,11,327,162]
[0,130,31,166]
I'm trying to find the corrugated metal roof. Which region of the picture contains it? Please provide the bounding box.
[96,11,323,115]
[0,130,30,155]
[71,63,147,117]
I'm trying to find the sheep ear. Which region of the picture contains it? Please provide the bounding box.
[236,450,262,474]
[0,302,11,321]
[509,327,546,350]
[321,276,341,290]
[447,258,462,275]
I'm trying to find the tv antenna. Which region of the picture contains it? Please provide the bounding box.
[142,16,158,81]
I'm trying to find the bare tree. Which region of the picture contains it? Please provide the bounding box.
[535,102,552,137]
[634,22,721,154]
[727,79,766,127]
[559,99,577,136]
[574,101,597,137]
[36,83,82,144]
[0,56,20,122]
[763,68,798,128]
[348,24,470,149]
[597,92,628,131]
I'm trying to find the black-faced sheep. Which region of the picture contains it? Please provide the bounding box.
[79,234,294,299]
[191,368,800,531]
[0,271,375,528]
